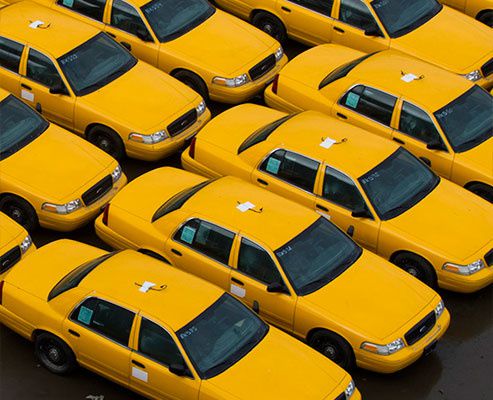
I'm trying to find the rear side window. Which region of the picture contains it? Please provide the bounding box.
[340,85,396,126]
[57,0,107,21]
[70,297,135,346]
[0,36,24,73]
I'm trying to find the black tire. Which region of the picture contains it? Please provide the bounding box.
[0,194,38,232]
[477,11,493,27]
[173,70,209,101]
[308,330,354,371]
[252,11,287,44]
[392,252,436,288]
[87,125,125,161]
[466,182,493,203]
[35,333,77,375]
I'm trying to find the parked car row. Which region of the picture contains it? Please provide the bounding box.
[0,0,491,399]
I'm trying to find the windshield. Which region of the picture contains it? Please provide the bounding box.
[371,0,442,38]
[434,86,493,153]
[58,33,137,96]
[359,148,439,220]
[275,218,362,296]
[0,95,48,160]
[319,52,376,89]
[142,0,215,42]
[177,294,268,379]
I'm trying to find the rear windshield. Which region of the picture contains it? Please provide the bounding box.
[319,52,376,89]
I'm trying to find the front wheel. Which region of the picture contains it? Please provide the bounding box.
[0,195,38,232]
[252,11,287,44]
[392,252,436,288]
[173,70,209,101]
[308,330,354,371]
[35,333,77,375]
[87,126,125,161]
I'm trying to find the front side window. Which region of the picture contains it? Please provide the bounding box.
[289,0,333,16]
[58,33,136,96]
[70,297,135,346]
[174,219,234,265]
[26,49,65,89]
[237,238,283,285]
[142,0,215,42]
[340,85,397,126]
[323,166,367,211]
[260,149,320,192]
[57,0,107,22]
[0,95,48,160]
[434,86,493,153]
[139,318,185,367]
[339,0,378,31]
[111,0,152,41]
[359,148,439,220]
[177,294,267,379]
[0,36,24,73]
[399,101,443,145]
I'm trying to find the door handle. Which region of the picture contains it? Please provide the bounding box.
[257,178,268,186]
[316,204,329,212]
[231,277,244,286]
[120,41,131,51]
[281,6,291,12]
[252,300,260,314]
[419,157,431,167]
[132,360,145,369]
[171,248,182,256]
[393,137,405,145]
[21,83,32,90]
[333,26,345,33]
[336,112,347,120]
[107,32,116,38]
[68,329,80,337]
[35,103,42,113]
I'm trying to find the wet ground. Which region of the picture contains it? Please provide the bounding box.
[1,40,492,400]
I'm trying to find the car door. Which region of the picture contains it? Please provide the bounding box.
[130,316,199,400]
[393,100,454,179]
[251,149,319,210]
[63,297,134,387]
[333,84,397,140]
[332,0,390,52]
[0,36,24,96]
[229,235,296,332]
[165,218,234,290]
[317,165,380,252]
[278,0,335,45]
[20,47,75,130]
[106,0,159,65]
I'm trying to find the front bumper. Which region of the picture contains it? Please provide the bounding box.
[438,264,493,293]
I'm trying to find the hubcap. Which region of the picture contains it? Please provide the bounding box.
[10,207,22,222]
[263,23,273,34]
[47,346,61,364]
[98,137,111,151]
[324,344,337,360]
[406,266,419,277]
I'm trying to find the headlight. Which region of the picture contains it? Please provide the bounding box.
[361,338,405,356]
[20,235,32,254]
[435,300,445,319]
[463,69,482,81]
[111,164,122,182]
[129,130,168,144]
[275,46,284,62]
[196,100,206,116]
[213,74,249,88]
[42,199,82,215]
[344,380,355,399]
[442,259,485,275]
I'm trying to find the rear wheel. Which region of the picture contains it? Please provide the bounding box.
[477,10,493,27]
[466,182,493,203]
[87,125,125,161]
[173,70,209,101]
[392,252,436,288]
[0,194,38,232]
[35,333,77,375]
[308,330,354,371]
[252,11,287,43]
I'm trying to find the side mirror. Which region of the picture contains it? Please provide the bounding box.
[169,363,188,377]
[49,82,68,95]
[136,28,152,42]
[426,140,445,151]
[364,25,382,37]
[267,281,288,294]
[351,207,371,219]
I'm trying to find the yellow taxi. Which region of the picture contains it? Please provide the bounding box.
[0,2,210,161]
[9,0,290,103]
[0,88,127,232]
[0,212,35,279]
[0,239,361,400]
[214,0,493,89]
[96,167,450,373]
[441,0,493,26]
[264,44,493,202]
[182,104,493,293]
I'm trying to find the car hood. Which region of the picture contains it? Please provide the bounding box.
[454,137,493,179]
[301,251,435,340]
[204,328,346,400]
[386,180,493,261]
[1,124,114,202]
[392,7,493,74]
[164,10,277,77]
[79,62,199,132]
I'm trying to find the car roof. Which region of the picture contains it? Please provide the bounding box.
[0,2,98,58]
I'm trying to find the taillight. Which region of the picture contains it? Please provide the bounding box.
[0,281,4,305]
[102,204,110,226]
[189,137,196,159]
[272,74,279,94]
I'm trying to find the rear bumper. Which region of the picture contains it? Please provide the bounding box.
[180,147,222,178]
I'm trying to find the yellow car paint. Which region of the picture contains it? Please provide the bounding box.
[441,0,493,26]
[181,104,493,293]
[0,239,360,399]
